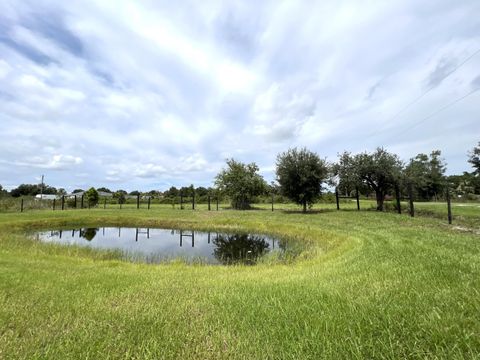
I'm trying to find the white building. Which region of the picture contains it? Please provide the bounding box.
[34,194,59,200]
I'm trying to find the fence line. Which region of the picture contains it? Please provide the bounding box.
[4,186,463,225]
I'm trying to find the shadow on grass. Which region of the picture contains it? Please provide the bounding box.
[279,208,338,215]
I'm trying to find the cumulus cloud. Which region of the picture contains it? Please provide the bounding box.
[0,154,82,170]
[0,0,479,191]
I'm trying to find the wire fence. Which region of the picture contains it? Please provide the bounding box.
[1,187,477,227]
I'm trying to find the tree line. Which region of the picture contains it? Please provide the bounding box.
[1,142,479,212]
[215,142,480,212]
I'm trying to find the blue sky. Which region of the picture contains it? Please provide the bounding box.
[1,0,479,192]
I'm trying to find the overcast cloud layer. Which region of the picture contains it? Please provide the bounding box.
[1,0,479,191]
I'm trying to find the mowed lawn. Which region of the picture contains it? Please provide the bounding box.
[0,206,479,359]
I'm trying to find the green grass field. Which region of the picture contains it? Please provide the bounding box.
[1,205,479,359]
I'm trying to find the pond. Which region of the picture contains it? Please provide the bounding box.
[34,227,289,265]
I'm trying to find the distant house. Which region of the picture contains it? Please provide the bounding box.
[98,191,113,198]
[35,194,59,200]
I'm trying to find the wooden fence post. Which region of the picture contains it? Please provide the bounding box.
[335,188,340,210]
[395,184,401,214]
[446,187,452,225]
[355,187,360,211]
[216,197,219,211]
[20,199,24,212]
[408,183,414,217]
[61,195,65,210]
[74,195,77,208]
[180,195,183,210]
[271,193,274,212]
[148,197,151,210]
[137,194,140,209]
[192,192,195,210]
[208,195,211,211]
[53,199,56,211]
[81,195,84,209]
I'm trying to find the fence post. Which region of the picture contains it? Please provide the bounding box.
[208,195,211,211]
[137,194,140,209]
[355,187,360,211]
[81,195,84,209]
[446,187,452,224]
[335,188,340,210]
[216,197,219,211]
[53,199,56,211]
[148,197,151,210]
[408,183,414,217]
[395,184,401,214]
[271,193,274,211]
[21,199,24,212]
[74,195,77,209]
[192,191,195,210]
[61,195,65,210]
[104,198,107,209]
[180,195,183,210]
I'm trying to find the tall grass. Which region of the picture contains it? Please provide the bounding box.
[0,207,479,359]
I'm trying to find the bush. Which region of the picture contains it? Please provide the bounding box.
[85,188,99,207]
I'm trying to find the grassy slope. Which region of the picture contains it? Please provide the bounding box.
[0,207,479,359]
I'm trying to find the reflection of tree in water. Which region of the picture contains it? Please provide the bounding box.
[80,228,98,241]
[213,234,270,265]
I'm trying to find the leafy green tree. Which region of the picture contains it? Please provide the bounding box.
[129,190,140,196]
[332,152,370,197]
[276,148,329,212]
[117,192,126,205]
[72,189,84,194]
[215,159,267,210]
[10,183,49,197]
[468,142,480,175]
[447,172,480,196]
[85,187,99,207]
[146,190,160,198]
[97,187,112,193]
[428,150,446,200]
[195,187,209,197]
[113,191,127,204]
[10,184,33,197]
[336,148,403,211]
[164,186,179,198]
[179,186,194,198]
[405,150,446,200]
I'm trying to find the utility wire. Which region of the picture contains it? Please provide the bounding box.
[366,47,480,139]
[388,88,479,139]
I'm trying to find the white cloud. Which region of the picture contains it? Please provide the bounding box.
[0,0,479,190]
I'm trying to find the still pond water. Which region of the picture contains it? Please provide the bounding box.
[35,228,286,265]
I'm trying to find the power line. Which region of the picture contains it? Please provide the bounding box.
[388,88,479,139]
[366,47,480,139]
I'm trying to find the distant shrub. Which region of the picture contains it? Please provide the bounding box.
[85,188,99,207]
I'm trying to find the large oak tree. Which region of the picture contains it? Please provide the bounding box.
[335,148,403,211]
[215,159,267,210]
[276,148,329,212]
[468,142,480,175]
